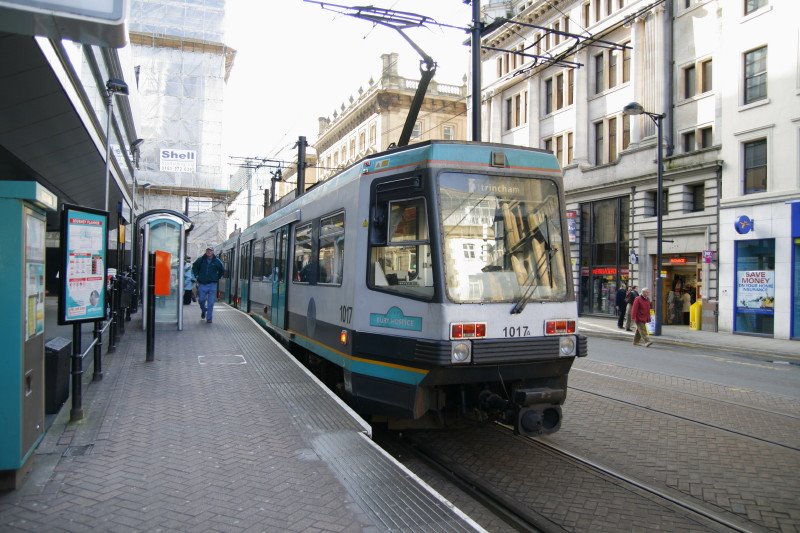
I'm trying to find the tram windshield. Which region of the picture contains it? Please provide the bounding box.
[439,172,568,304]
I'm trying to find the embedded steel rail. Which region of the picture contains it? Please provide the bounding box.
[569,384,800,452]
[529,433,756,533]
[378,429,564,533]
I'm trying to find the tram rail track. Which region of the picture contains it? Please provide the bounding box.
[388,424,756,533]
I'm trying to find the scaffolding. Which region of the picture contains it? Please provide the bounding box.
[129,0,236,258]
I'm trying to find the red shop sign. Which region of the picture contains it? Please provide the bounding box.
[669,257,687,264]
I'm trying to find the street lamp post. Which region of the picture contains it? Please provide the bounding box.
[103,78,129,212]
[623,101,666,336]
[129,138,144,271]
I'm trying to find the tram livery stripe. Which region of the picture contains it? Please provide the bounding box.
[288,330,429,386]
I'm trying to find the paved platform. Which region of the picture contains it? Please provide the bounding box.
[0,304,482,532]
[578,315,799,362]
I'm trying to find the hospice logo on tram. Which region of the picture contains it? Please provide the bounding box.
[160,148,197,173]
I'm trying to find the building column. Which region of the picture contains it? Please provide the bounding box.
[527,76,539,148]
[573,49,590,165]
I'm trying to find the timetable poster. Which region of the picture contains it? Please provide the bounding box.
[60,206,108,323]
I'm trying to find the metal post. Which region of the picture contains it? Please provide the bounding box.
[103,93,113,212]
[471,0,482,141]
[92,320,103,381]
[70,323,83,421]
[297,136,307,197]
[146,253,156,361]
[654,114,664,336]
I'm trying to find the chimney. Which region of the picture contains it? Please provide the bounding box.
[381,52,399,81]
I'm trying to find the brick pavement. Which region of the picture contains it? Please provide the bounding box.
[0,305,481,532]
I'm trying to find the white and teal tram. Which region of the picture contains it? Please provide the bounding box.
[218,140,587,435]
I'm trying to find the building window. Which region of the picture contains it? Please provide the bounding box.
[743,138,767,193]
[553,21,560,45]
[745,0,767,15]
[744,46,767,104]
[735,238,775,336]
[544,131,574,167]
[608,50,618,88]
[411,121,421,138]
[690,183,705,212]
[567,68,574,105]
[594,121,604,164]
[556,135,564,164]
[555,73,564,109]
[700,59,712,92]
[443,124,455,140]
[578,196,631,316]
[349,138,356,159]
[699,126,713,148]
[359,130,366,151]
[567,132,574,163]
[463,243,475,259]
[622,42,631,83]
[608,117,617,161]
[684,64,697,98]
[583,2,590,26]
[594,53,604,94]
[369,123,377,146]
[622,115,630,150]
[683,130,696,152]
[545,79,553,114]
[594,0,601,22]
[505,91,527,129]
[340,145,346,163]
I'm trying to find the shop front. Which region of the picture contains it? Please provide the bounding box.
[652,253,702,326]
[578,196,630,316]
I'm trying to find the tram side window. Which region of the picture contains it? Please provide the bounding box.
[369,197,434,299]
[264,236,275,281]
[318,212,344,285]
[293,223,313,283]
[252,238,264,280]
[240,242,250,279]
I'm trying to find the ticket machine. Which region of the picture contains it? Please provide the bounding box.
[0,181,57,488]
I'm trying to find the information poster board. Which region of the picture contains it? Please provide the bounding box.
[58,204,109,324]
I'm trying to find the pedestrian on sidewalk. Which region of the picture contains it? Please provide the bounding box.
[624,285,638,331]
[631,287,653,347]
[183,257,196,305]
[616,283,627,328]
[193,247,225,324]
[681,289,692,325]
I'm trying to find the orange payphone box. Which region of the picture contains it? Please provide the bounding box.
[154,250,172,296]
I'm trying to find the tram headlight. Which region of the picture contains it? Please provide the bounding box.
[559,335,576,357]
[451,340,472,364]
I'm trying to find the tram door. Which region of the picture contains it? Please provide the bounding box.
[271,226,290,329]
[239,240,252,311]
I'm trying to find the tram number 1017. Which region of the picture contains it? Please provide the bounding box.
[503,326,530,338]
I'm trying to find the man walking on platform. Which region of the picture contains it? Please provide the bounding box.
[193,247,225,323]
[631,287,653,347]
[624,285,638,331]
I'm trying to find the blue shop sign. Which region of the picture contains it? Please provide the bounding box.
[734,215,754,235]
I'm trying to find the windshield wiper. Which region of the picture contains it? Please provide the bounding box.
[509,219,555,314]
[510,268,539,314]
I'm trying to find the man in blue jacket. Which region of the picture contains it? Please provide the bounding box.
[192,247,225,323]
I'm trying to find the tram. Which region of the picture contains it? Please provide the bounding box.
[218,140,587,435]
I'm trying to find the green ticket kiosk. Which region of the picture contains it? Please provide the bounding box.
[0,181,58,489]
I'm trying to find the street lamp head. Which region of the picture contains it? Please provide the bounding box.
[130,138,144,151]
[623,101,645,116]
[106,78,129,96]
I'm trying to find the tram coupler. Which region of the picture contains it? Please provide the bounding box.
[514,387,566,406]
[516,405,562,436]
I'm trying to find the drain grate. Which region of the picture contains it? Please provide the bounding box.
[63,444,94,457]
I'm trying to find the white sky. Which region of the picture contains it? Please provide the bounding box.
[223,0,473,168]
